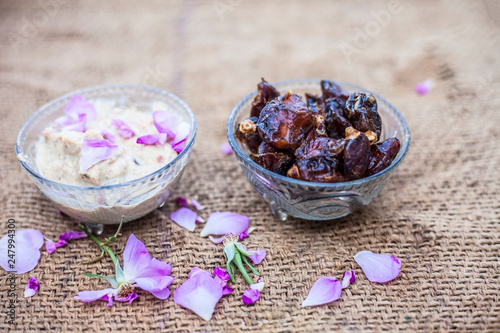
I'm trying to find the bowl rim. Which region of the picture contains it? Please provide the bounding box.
[15,84,197,190]
[227,78,411,187]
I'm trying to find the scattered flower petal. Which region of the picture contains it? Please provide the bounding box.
[64,95,96,123]
[242,288,260,305]
[190,199,204,211]
[59,231,87,242]
[112,119,135,138]
[200,212,250,237]
[302,276,342,307]
[247,249,266,264]
[209,235,226,244]
[174,267,223,321]
[101,130,116,143]
[213,267,230,282]
[175,196,189,207]
[415,79,435,95]
[170,207,198,232]
[153,110,178,139]
[196,216,205,224]
[342,269,356,288]
[354,251,401,283]
[222,285,233,296]
[58,210,68,217]
[45,239,57,254]
[79,138,119,171]
[136,133,167,146]
[171,122,191,153]
[0,229,44,274]
[250,282,265,292]
[238,231,249,240]
[220,143,233,155]
[76,234,174,305]
[24,276,39,297]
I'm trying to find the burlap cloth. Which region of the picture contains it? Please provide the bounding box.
[1,0,499,331]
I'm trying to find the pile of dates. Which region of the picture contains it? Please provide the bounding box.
[236,79,401,183]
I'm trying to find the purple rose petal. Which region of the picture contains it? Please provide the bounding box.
[64,95,96,123]
[59,231,87,242]
[153,110,178,139]
[175,196,189,207]
[62,114,87,133]
[136,133,167,146]
[79,138,119,171]
[190,199,204,211]
[196,216,205,224]
[220,143,233,155]
[342,269,356,288]
[101,130,116,143]
[354,251,401,283]
[171,122,191,153]
[24,276,39,297]
[302,276,342,307]
[0,229,44,274]
[200,212,250,237]
[242,288,260,305]
[213,267,230,282]
[174,267,223,321]
[170,207,198,232]
[415,79,435,95]
[112,119,135,138]
[247,249,266,265]
[209,235,226,244]
[45,239,57,254]
[250,282,265,292]
[238,231,249,241]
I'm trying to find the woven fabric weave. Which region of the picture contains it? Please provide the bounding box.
[1,0,499,331]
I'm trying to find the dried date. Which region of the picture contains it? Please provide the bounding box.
[365,137,401,176]
[343,127,371,180]
[257,91,315,151]
[236,117,261,153]
[250,78,280,118]
[345,92,382,140]
[251,142,294,175]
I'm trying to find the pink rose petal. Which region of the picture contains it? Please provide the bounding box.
[200,212,250,237]
[220,143,233,155]
[354,251,401,283]
[153,111,178,139]
[59,231,87,242]
[174,267,223,321]
[112,119,135,138]
[242,288,260,305]
[171,122,191,153]
[247,249,266,265]
[63,114,87,133]
[79,138,119,171]
[24,276,39,297]
[238,231,249,241]
[222,285,233,296]
[415,79,435,95]
[136,133,167,146]
[0,229,44,274]
[342,269,356,288]
[301,276,342,307]
[170,207,198,232]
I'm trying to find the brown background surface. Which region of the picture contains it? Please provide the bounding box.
[1,0,500,332]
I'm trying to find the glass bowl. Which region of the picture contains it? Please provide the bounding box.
[16,85,196,225]
[227,79,410,221]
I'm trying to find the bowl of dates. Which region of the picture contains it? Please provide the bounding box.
[227,78,410,221]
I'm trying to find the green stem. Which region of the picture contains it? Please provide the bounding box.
[233,251,253,285]
[242,255,260,276]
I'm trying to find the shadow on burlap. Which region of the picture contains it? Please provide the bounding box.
[0,0,499,332]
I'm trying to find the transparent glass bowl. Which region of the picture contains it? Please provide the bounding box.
[16,85,196,225]
[227,79,410,221]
